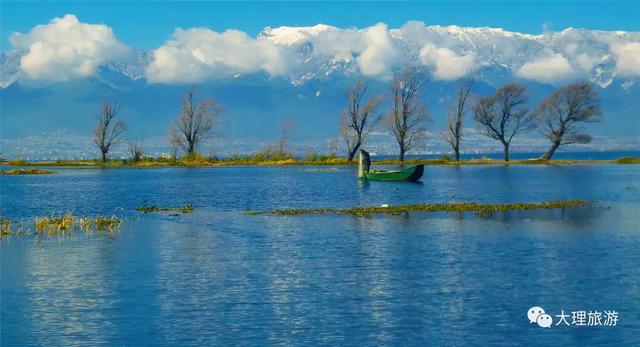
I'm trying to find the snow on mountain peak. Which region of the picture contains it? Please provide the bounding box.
[259,24,335,46]
[2,23,639,88]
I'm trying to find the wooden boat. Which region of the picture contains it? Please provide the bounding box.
[358,150,424,182]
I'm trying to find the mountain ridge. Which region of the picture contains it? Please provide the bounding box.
[2,24,639,88]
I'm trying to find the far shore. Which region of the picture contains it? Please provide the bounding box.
[2,155,639,169]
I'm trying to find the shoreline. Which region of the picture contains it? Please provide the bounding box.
[2,156,639,169]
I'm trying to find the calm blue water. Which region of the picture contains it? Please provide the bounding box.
[1,164,639,346]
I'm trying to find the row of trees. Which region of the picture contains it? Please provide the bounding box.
[341,69,428,162]
[93,70,601,163]
[93,88,223,162]
[340,69,602,162]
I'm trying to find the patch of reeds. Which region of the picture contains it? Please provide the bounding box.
[0,219,32,238]
[35,214,74,234]
[93,216,123,231]
[1,219,11,238]
[136,204,193,214]
[33,213,123,236]
[248,200,589,217]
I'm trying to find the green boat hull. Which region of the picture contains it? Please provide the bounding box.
[363,164,424,182]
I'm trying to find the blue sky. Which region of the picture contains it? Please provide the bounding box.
[2,1,639,50]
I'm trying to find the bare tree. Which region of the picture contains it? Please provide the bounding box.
[171,88,223,155]
[386,68,428,161]
[443,72,477,161]
[128,140,143,162]
[278,119,294,156]
[169,127,181,160]
[93,100,126,162]
[472,83,533,161]
[533,81,602,160]
[340,80,385,161]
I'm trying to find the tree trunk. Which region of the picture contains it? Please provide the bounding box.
[347,143,361,162]
[503,143,510,162]
[542,141,560,160]
[454,142,460,162]
[399,149,405,162]
[101,151,107,163]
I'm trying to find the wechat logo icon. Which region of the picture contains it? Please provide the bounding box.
[528,306,553,328]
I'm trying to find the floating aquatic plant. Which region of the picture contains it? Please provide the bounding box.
[136,204,193,214]
[248,200,589,217]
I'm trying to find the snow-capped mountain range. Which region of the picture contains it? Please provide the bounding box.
[258,24,638,88]
[2,23,639,88]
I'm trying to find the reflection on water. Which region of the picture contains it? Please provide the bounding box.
[1,165,640,345]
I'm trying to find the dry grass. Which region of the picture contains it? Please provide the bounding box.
[1,168,53,175]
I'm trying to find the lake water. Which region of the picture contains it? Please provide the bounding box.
[1,164,639,346]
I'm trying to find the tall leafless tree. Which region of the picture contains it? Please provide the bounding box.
[472,83,533,161]
[386,68,428,161]
[443,72,477,161]
[533,81,602,160]
[171,88,223,155]
[93,100,126,162]
[278,119,294,156]
[340,80,385,161]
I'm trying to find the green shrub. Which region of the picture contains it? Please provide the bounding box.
[616,157,640,164]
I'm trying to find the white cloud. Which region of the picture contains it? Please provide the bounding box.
[419,43,475,80]
[610,42,640,76]
[574,53,602,71]
[9,14,129,81]
[308,23,397,77]
[146,28,288,83]
[516,53,574,83]
[147,22,399,82]
[356,23,398,76]
[308,27,362,61]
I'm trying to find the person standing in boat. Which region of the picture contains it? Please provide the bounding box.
[358,149,371,178]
